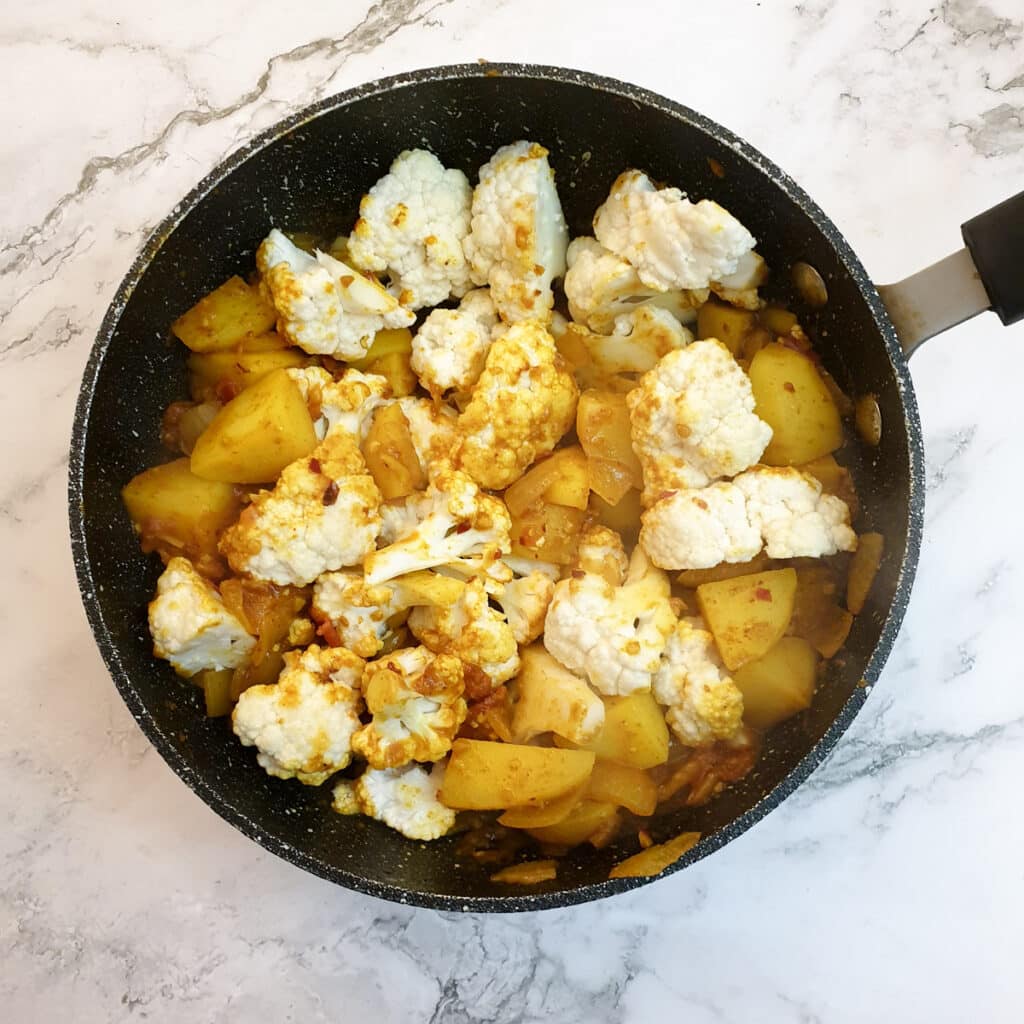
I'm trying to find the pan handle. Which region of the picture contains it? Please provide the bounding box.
[876,190,1024,358]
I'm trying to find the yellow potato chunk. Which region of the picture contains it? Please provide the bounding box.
[490,860,558,885]
[526,800,620,847]
[504,446,589,516]
[787,567,853,658]
[509,503,585,564]
[733,636,818,730]
[587,457,635,506]
[440,740,595,810]
[171,276,277,353]
[608,831,701,879]
[121,457,241,573]
[587,760,657,816]
[580,694,670,769]
[348,327,413,369]
[696,300,756,355]
[676,552,774,589]
[749,344,843,466]
[696,568,798,670]
[847,532,884,614]
[361,403,426,500]
[497,783,588,828]
[511,645,605,745]
[758,306,798,336]
[360,350,417,397]
[188,348,307,403]
[576,389,642,484]
[190,368,318,483]
[589,488,643,539]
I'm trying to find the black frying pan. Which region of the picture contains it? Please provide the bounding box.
[68,64,1023,912]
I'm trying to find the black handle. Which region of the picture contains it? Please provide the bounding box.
[961,190,1024,326]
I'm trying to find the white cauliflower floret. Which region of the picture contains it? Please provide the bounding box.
[411,288,500,395]
[593,170,756,292]
[352,646,466,768]
[463,141,569,323]
[640,483,762,571]
[364,466,511,585]
[455,319,578,490]
[564,305,693,376]
[331,779,361,815]
[544,546,676,697]
[286,366,390,441]
[257,229,414,359]
[654,618,744,746]
[347,149,473,310]
[628,339,772,498]
[148,557,254,676]
[312,570,404,658]
[573,523,629,587]
[409,577,520,688]
[220,431,381,586]
[710,251,768,311]
[492,570,555,645]
[564,236,704,333]
[353,763,455,840]
[734,466,857,558]
[232,644,364,784]
[639,468,856,570]
[394,397,459,478]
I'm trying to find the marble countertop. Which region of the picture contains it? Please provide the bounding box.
[4,1,1024,1020]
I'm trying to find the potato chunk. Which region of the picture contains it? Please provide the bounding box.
[587,760,657,816]
[733,636,818,730]
[504,446,590,516]
[526,800,620,847]
[578,693,670,769]
[188,348,306,403]
[509,503,585,564]
[749,344,843,466]
[171,276,277,353]
[847,532,884,614]
[190,368,318,484]
[696,301,755,355]
[576,389,642,484]
[361,403,426,500]
[696,568,797,670]
[440,740,595,810]
[609,831,701,879]
[511,645,605,745]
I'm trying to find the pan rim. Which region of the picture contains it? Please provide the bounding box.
[68,61,924,913]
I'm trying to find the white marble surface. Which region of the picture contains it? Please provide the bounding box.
[3,1,1024,1019]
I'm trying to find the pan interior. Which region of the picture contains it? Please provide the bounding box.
[72,67,919,909]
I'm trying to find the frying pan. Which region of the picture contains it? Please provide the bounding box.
[68,64,1024,912]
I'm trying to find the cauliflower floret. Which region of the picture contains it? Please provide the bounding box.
[394,396,458,478]
[639,468,856,570]
[220,431,381,586]
[463,141,569,323]
[654,618,744,746]
[347,149,473,310]
[639,483,762,571]
[352,762,455,840]
[286,366,390,441]
[411,288,500,395]
[232,644,364,784]
[544,546,676,697]
[148,557,254,676]
[628,339,772,498]
[734,466,857,558]
[351,646,467,768]
[492,570,555,645]
[455,319,578,489]
[593,170,756,292]
[563,236,704,333]
[364,465,511,585]
[573,523,629,586]
[312,570,405,658]
[331,779,361,815]
[561,306,692,376]
[710,251,768,311]
[409,577,520,688]
[256,229,414,358]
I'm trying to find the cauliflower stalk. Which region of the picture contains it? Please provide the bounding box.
[220,431,382,586]
[257,228,414,358]
[409,577,520,688]
[148,557,254,676]
[463,141,569,323]
[544,545,676,697]
[232,644,364,784]
[352,646,467,768]
[593,170,756,292]
[628,339,772,499]
[654,618,744,746]
[563,236,704,333]
[455,319,579,490]
[347,149,473,310]
[411,288,500,395]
